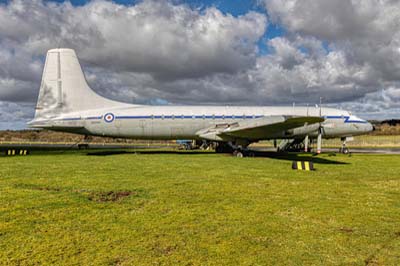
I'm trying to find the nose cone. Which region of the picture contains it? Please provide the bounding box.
[366,122,374,132]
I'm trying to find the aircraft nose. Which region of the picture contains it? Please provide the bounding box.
[366,122,374,132]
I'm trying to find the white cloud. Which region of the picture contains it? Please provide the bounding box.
[0,0,400,129]
[256,0,400,107]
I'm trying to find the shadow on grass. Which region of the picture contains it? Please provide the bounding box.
[86,150,348,165]
[251,151,348,165]
[86,150,207,156]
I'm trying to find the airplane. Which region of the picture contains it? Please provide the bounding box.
[28,48,374,157]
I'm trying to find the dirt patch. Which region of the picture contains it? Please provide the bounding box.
[108,257,128,266]
[87,191,136,202]
[339,227,354,234]
[15,184,139,203]
[365,255,379,266]
[152,244,177,255]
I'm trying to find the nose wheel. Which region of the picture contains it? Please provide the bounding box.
[339,138,350,154]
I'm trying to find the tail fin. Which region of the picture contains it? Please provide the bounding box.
[34,48,125,119]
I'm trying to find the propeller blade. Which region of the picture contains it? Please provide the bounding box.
[304,135,309,152]
[317,131,322,154]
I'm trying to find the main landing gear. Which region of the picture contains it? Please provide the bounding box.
[78,135,92,149]
[339,137,350,154]
[215,142,254,157]
[232,149,255,158]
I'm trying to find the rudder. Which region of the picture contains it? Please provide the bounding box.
[34,48,124,120]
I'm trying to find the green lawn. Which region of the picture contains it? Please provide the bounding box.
[0,151,399,265]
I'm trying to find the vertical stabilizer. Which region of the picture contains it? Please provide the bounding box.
[34,48,127,119]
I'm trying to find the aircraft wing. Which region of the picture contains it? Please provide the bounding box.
[196,116,324,141]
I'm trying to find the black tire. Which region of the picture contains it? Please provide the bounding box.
[233,150,244,158]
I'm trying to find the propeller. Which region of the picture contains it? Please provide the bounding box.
[316,128,322,154]
[304,135,309,152]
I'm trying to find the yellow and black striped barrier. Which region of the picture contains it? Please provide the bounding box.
[292,161,314,171]
[5,149,29,156]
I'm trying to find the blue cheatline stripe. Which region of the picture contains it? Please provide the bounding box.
[325,116,368,124]
[325,116,343,119]
[116,115,153,119]
[64,115,262,121]
[59,115,368,123]
[112,115,266,120]
[60,115,368,124]
[61,114,320,121]
[86,116,102,120]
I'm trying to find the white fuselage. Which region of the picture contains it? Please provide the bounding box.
[41,105,373,140]
[29,49,373,144]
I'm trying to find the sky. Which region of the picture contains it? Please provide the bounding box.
[0,0,400,129]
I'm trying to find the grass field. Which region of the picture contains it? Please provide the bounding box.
[1,150,400,265]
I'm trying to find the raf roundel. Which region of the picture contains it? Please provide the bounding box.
[104,113,115,123]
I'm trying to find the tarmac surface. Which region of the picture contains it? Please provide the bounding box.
[1,143,400,154]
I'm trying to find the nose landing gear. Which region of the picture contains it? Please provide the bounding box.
[339,137,350,154]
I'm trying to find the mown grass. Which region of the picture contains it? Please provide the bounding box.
[0,150,399,265]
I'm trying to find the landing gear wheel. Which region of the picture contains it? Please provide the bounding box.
[233,150,244,158]
[342,147,349,154]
